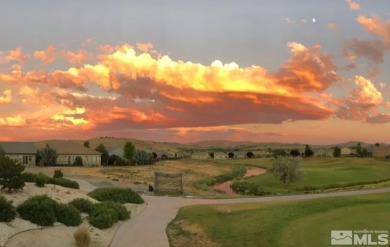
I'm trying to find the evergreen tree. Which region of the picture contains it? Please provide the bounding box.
[37,144,58,166]
[95,144,109,165]
[0,147,25,192]
[123,142,135,164]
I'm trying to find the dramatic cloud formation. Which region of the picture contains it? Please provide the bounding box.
[0,37,389,142]
[336,76,388,122]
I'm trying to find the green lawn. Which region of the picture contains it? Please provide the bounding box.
[167,193,390,247]
[224,157,390,193]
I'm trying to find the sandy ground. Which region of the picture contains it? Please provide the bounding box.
[0,182,146,247]
[213,167,267,195]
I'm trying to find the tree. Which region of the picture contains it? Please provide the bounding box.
[375,143,380,147]
[133,150,153,165]
[333,146,341,157]
[95,144,108,165]
[246,151,254,158]
[290,149,300,157]
[304,145,314,157]
[83,141,90,149]
[74,156,83,166]
[271,157,304,187]
[37,144,58,166]
[123,142,135,164]
[272,149,287,158]
[0,146,25,192]
[356,143,362,157]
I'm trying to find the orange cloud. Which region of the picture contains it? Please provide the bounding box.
[5,47,30,63]
[357,15,390,46]
[0,115,25,127]
[336,76,385,121]
[346,0,360,10]
[33,45,56,63]
[65,50,93,64]
[0,90,12,104]
[328,23,338,30]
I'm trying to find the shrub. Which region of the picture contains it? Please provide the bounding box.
[50,177,80,189]
[102,201,130,220]
[74,224,91,247]
[56,203,82,226]
[69,198,94,214]
[53,169,64,178]
[88,201,130,229]
[22,172,37,182]
[89,205,118,229]
[17,195,59,226]
[22,172,79,189]
[88,187,144,204]
[35,173,47,187]
[0,196,16,222]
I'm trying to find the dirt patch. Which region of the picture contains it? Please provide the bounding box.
[167,220,221,247]
[244,167,267,177]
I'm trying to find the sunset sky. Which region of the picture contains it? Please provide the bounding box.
[1,0,390,144]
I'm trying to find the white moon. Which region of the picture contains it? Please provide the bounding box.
[312,18,316,23]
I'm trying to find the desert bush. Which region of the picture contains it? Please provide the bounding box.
[35,173,47,187]
[22,172,37,182]
[102,201,130,220]
[50,177,80,189]
[69,198,94,214]
[74,224,91,247]
[89,204,118,229]
[0,196,16,222]
[53,169,64,178]
[231,181,271,196]
[17,195,59,226]
[88,187,144,204]
[56,203,82,226]
[89,201,130,229]
[22,172,79,189]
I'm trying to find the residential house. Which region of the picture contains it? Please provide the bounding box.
[191,152,210,160]
[0,142,36,166]
[214,152,227,159]
[372,146,390,158]
[37,141,101,166]
[252,150,271,158]
[314,149,334,158]
[341,147,356,156]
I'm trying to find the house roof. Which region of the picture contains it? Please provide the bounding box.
[36,141,101,155]
[373,146,390,153]
[0,142,36,154]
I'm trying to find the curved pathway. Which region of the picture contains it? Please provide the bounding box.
[71,176,390,247]
[110,187,390,247]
